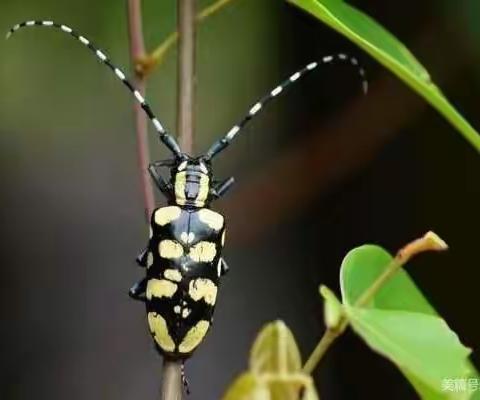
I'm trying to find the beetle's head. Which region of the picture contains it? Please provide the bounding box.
[172,157,211,208]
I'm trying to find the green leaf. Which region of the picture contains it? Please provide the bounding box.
[222,373,320,400]
[266,376,317,400]
[340,245,437,315]
[268,374,316,400]
[302,380,321,400]
[471,388,480,400]
[222,373,270,400]
[346,307,472,400]
[223,373,319,400]
[339,245,476,398]
[402,371,456,400]
[224,321,319,400]
[250,320,302,374]
[286,0,480,153]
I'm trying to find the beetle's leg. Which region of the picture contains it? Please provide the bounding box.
[149,163,173,200]
[220,258,229,276]
[129,278,147,301]
[211,177,235,199]
[136,247,149,268]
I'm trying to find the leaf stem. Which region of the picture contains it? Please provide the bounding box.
[127,0,156,220]
[302,231,448,374]
[302,326,343,374]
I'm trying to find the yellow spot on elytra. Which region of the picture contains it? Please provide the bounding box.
[147,252,154,268]
[198,209,224,231]
[148,312,175,352]
[159,240,184,259]
[188,278,218,305]
[154,206,181,226]
[149,226,153,238]
[221,230,226,246]
[178,320,210,353]
[146,279,178,300]
[189,241,217,262]
[164,269,182,282]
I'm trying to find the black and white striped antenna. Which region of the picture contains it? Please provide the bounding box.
[6,20,182,158]
[203,54,368,161]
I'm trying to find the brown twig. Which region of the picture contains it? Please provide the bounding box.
[161,358,183,400]
[127,1,182,398]
[176,0,197,154]
[127,0,156,221]
[160,1,198,399]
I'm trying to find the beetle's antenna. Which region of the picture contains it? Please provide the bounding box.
[6,20,182,158]
[203,53,368,161]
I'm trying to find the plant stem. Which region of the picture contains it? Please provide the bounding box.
[127,0,156,221]
[302,326,342,374]
[160,1,197,398]
[302,232,448,374]
[161,358,183,400]
[176,0,197,154]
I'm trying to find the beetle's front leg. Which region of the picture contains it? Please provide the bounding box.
[211,177,235,200]
[129,277,147,301]
[148,162,173,200]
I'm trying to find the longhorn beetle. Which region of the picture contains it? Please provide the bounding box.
[7,21,367,369]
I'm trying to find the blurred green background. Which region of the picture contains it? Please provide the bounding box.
[0,0,478,399]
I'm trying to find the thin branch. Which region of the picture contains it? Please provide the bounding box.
[135,0,236,77]
[302,232,448,374]
[161,358,183,400]
[127,0,155,221]
[176,0,197,154]
[127,1,181,398]
[199,0,235,19]
[160,1,198,398]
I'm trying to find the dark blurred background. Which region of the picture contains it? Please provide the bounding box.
[0,0,479,399]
